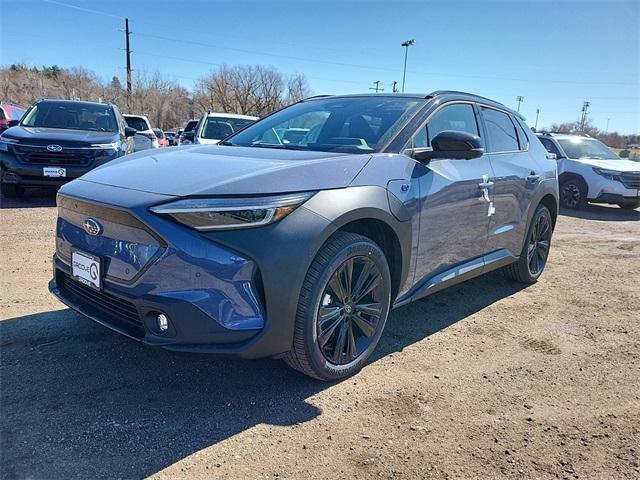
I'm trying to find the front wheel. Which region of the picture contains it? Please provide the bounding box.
[503,204,553,284]
[559,177,587,209]
[284,232,392,381]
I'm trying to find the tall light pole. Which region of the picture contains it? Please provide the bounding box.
[605,117,610,133]
[516,95,524,113]
[401,39,415,93]
[534,108,540,131]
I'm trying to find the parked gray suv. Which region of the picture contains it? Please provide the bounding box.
[49,91,558,380]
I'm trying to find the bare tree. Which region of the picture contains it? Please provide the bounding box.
[193,64,312,117]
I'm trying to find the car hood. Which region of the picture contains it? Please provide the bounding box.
[76,145,372,196]
[1,126,118,144]
[572,157,640,172]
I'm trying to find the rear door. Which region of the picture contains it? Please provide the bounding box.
[480,107,541,257]
[410,102,495,283]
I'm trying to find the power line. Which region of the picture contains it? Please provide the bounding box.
[42,0,637,81]
[42,0,124,19]
[131,30,636,87]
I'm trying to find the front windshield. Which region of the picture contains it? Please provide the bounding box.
[201,116,255,140]
[21,101,117,132]
[224,96,424,154]
[558,138,620,160]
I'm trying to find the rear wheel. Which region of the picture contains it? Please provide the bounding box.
[504,204,553,284]
[1,183,25,198]
[559,177,587,209]
[284,232,392,381]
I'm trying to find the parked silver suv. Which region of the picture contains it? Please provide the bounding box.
[537,133,640,210]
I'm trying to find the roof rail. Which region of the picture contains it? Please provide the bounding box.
[539,131,591,137]
[427,90,505,106]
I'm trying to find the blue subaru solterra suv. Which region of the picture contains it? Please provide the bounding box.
[49,91,558,380]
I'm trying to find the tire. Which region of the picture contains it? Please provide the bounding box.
[503,204,553,284]
[1,183,25,198]
[559,176,587,209]
[284,232,392,381]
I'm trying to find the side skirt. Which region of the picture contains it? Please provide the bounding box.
[393,249,516,308]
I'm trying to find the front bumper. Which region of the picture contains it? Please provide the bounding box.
[49,180,335,358]
[1,151,112,188]
[587,175,640,205]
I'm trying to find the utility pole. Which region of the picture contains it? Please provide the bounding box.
[580,101,590,131]
[392,81,399,93]
[125,18,132,110]
[516,95,524,113]
[534,108,540,131]
[401,39,415,93]
[605,117,610,133]
[369,81,384,93]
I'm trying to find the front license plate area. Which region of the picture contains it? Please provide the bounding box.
[71,249,101,290]
[43,167,66,177]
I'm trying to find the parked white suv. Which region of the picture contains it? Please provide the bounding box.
[192,112,258,145]
[537,133,640,210]
[123,114,159,151]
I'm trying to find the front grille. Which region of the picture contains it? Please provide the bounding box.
[58,271,145,338]
[13,145,95,166]
[620,173,640,189]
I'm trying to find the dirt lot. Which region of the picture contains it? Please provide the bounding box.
[1,191,639,480]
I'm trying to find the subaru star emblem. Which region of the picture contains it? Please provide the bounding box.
[47,144,63,152]
[83,218,102,236]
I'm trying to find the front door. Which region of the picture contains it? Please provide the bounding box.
[409,102,495,283]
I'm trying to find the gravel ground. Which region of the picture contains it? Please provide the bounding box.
[1,190,639,479]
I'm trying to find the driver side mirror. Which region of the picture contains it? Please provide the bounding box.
[7,120,19,127]
[124,126,137,137]
[413,131,484,162]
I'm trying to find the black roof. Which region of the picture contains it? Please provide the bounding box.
[37,98,113,107]
[302,90,522,118]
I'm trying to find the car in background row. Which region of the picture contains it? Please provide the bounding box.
[153,129,169,148]
[537,133,639,210]
[49,91,558,380]
[0,99,136,197]
[164,131,177,146]
[123,114,159,151]
[177,119,198,145]
[189,112,258,145]
[0,102,27,134]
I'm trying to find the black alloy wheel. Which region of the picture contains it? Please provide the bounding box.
[526,210,552,276]
[317,256,385,365]
[560,179,586,209]
[284,232,392,381]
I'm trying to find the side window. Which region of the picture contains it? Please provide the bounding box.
[410,103,479,149]
[0,108,6,121]
[539,137,561,156]
[481,107,519,152]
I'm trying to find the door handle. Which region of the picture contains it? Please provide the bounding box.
[526,172,541,183]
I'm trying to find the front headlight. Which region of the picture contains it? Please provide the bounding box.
[150,191,316,231]
[0,136,19,152]
[592,167,622,181]
[90,142,120,151]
